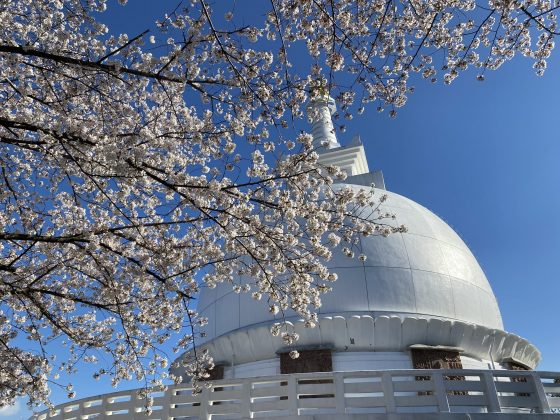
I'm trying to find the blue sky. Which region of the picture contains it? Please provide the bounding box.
[361,55,560,374]
[4,2,560,419]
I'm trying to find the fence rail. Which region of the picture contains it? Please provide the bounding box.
[33,369,560,419]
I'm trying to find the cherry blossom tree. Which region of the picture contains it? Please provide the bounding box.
[0,0,557,410]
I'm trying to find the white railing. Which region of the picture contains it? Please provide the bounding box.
[32,369,560,419]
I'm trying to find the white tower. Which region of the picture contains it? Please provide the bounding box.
[306,95,340,150]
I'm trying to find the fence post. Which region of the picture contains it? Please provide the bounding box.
[482,372,501,413]
[287,375,298,416]
[199,387,210,420]
[334,372,346,414]
[159,386,172,419]
[531,372,551,413]
[240,379,252,419]
[432,371,450,412]
[382,372,396,413]
[102,396,111,418]
[75,401,84,420]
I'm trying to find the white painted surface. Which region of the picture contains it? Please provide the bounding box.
[176,316,540,375]
[316,143,370,176]
[307,96,340,149]
[224,358,279,379]
[333,352,413,372]
[32,369,560,420]
[220,352,412,381]
[461,355,493,370]
[196,188,504,349]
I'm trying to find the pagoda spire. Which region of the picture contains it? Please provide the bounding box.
[307,95,340,150]
[306,95,375,183]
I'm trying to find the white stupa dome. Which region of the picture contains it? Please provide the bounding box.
[196,186,503,345]
[176,97,539,371]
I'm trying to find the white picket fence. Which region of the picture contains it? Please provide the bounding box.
[32,369,560,419]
